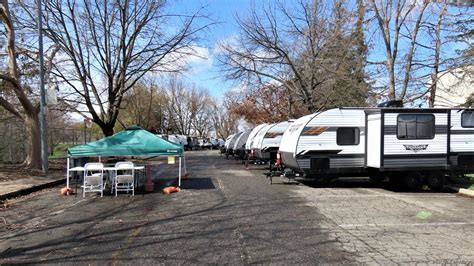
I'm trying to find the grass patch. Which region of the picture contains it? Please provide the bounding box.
[49,143,74,159]
[449,173,474,190]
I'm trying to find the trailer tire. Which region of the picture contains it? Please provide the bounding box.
[404,172,423,191]
[427,172,445,192]
[369,173,384,184]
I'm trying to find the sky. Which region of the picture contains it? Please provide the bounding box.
[166,1,472,104]
[167,0,254,98]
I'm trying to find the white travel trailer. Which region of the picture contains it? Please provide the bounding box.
[252,121,294,162]
[279,106,474,190]
[218,138,225,147]
[209,137,220,149]
[222,134,235,153]
[245,124,268,151]
[233,130,252,159]
[365,108,474,189]
[224,134,235,148]
[167,134,188,147]
[225,132,243,157]
[279,109,366,177]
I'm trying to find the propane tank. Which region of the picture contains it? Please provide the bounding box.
[276,151,281,166]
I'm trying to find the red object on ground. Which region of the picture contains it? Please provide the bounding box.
[162,186,180,194]
[60,187,74,196]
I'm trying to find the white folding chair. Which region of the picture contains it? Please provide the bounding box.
[113,162,135,196]
[82,163,104,197]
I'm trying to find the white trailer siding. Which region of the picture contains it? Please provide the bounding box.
[227,132,243,150]
[245,124,268,150]
[450,110,474,153]
[295,109,366,173]
[449,109,474,168]
[255,121,293,160]
[382,112,448,169]
[224,134,235,149]
[366,114,381,168]
[233,131,251,151]
[281,109,366,174]
[279,114,317,171]
[251,124,272,151]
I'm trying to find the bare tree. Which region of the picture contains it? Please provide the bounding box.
[368,0,473,105]
[218,0,369,112]
[118,78,167,132]
[426,2,448,107]
[15,0,208,136]
[164,76,194,135]
[368,0,429,101]
[190,88,213,137]
[0,0,45,168]
[210,101,238,139]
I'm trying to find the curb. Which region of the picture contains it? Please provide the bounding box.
[446,185,474,198]
[0,178,66,201]
[458,188,474,198]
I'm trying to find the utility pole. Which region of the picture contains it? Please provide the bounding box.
[38,0,48,173]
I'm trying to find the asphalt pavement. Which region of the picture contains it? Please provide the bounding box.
[0,150,473,264]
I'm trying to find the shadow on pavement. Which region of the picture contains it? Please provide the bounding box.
[181,178,216,190]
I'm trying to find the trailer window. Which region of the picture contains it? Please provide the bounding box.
[337,127,360,145]
[397,114,435,139]
[461,111,474,128]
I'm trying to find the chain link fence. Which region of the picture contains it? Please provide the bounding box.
[0,118,99,163]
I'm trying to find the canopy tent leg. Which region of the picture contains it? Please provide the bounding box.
[183,153,187,174]
[99,156,101,163]
[178,157,182,187]
[66,157,70,189]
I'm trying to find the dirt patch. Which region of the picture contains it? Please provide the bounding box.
[0,159,66,182]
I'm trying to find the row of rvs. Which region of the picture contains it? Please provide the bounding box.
[158,134,225,150]
[223,103,474,190]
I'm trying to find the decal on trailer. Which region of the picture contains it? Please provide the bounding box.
[403,144,428,153]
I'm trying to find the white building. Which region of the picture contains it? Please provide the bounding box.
[433,67,473,107]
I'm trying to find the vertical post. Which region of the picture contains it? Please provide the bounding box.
[178,157,182,187]
[38,0,48,173]
[84,119,87,144]
[66,157,70,189]
[9,122,12,162]
[183,153,187,174]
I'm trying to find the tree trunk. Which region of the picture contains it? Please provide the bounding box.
[429,3,447,108]
[23,113,41,169]
[101,123,115,137]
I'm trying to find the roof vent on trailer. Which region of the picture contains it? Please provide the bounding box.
[377,100,403,108]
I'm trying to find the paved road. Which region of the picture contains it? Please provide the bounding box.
[0,150,473,264]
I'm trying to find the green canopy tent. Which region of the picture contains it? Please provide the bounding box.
[66,125,185,190]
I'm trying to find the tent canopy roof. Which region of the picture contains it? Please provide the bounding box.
[68,125,183,157]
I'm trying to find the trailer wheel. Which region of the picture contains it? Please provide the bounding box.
[427,172,445,192]
[404,172,423,191]
[369,173,384,184]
